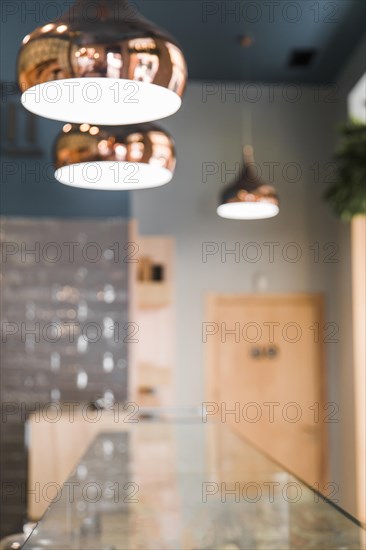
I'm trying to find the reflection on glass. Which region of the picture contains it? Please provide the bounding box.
[103,352,114,373]
[23,424,365,550]
[103,317,115,339]
[77,335,88,354]
[76,370,88,390]
[50,352,60,371]
[77,300,88,320]
[103,285,116,304]
[50,388,60,401]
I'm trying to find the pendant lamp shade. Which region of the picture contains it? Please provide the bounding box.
[217,146,279,220]
[54,123,176,190]
[17,0,187,125]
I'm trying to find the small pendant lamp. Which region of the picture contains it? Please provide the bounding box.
[17,0,187,125]
[217,146,279,220]
[54,122,176,190]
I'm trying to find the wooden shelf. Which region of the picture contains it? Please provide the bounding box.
[136,281,172,309]
[128,223,175,408]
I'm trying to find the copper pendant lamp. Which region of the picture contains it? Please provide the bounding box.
[217,146,279,220]
[17,0,187,125]
[54,122,176,190]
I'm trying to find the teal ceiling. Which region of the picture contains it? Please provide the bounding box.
[1,0,364,85]
[135,0,365,83]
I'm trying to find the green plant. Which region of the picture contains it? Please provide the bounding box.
[324,120,366,221]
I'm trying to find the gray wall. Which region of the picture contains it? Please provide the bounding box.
[132,37,365,516]
[1,217,129,405]
[132,82,341,404]
[0,217,129,537]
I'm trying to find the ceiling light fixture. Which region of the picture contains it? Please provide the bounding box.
[54,123,176,190]
[17,0,187,125]
[217,146,279,220]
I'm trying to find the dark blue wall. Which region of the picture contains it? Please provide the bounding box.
[0,1,130,217]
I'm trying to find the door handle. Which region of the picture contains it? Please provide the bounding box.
[250,347,262,358]
[249,345,279,359]
[266,345,279,358]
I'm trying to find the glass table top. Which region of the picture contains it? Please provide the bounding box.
[24,421,365,549]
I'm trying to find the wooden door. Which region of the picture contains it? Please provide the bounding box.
[205,294,328,488]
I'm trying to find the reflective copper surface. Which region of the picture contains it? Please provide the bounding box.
[219,146,279,209]
[54,122,176,174]
[17,0,187,107]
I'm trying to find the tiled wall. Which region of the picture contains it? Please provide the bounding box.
[0,217,130,537]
